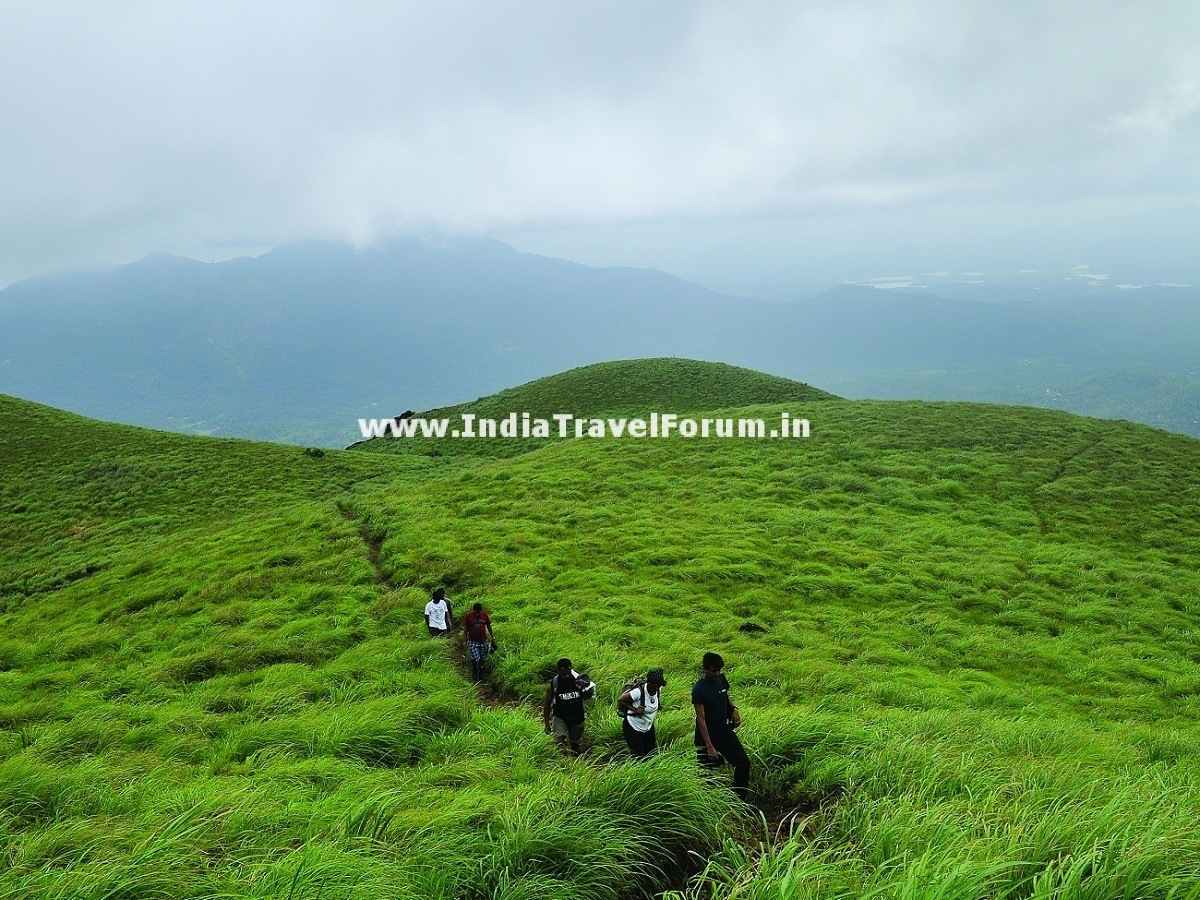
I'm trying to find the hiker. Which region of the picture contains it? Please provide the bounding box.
[693,651,751,800]
[463,602,496,679]
[543,657,597,756]
[424,587,453,637]
[618,668,666,758]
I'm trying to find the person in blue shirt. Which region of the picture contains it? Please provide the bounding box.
[692,651,750,800]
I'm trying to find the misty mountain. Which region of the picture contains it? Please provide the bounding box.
[1,238,1197,445]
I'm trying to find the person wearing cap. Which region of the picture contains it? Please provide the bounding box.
[543,657,597,756]
[618,668,666,758]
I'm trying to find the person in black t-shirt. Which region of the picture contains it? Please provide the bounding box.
[692,651,750,800]
[543,657,596,756]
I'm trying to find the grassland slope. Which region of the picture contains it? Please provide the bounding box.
[352,397,1200,896]
[4,378,1200,898]
[0,392,739,900]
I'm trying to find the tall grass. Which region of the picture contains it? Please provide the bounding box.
[5,377,1200,897]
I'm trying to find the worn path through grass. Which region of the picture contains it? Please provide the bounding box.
[6,362,1200,897]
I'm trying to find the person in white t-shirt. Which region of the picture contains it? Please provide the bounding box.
[424,587,453,637]
[618,668,666,758]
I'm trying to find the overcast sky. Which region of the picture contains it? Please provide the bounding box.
[2,1,1199,295]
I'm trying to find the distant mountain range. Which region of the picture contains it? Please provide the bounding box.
[2,238,1198,445]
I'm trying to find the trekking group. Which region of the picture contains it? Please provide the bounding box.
[425,589,752,800]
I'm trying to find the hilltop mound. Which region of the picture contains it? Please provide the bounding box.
[4,386,1200,898]
[352,357,835,454]
[426,357,837,417]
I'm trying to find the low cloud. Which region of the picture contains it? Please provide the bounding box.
[2,1,1198,287]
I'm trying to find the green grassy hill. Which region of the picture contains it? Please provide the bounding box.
[352,357,836,458]
[4,359,1200,899]
[421,358,837,418]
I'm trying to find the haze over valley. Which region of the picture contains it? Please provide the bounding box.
[3,234,1197,446]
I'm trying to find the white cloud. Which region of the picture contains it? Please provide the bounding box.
[1,1,1199,287]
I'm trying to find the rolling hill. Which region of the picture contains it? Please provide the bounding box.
[350,357,837,457]
[417,357,839,419]
[3,359,1200,898]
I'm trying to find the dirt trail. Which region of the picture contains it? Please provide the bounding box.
[341,503,838,868]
